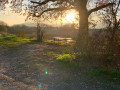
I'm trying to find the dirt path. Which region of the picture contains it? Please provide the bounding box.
[0,43,120,90]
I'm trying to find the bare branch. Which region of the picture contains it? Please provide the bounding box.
[88,3,114,16]
[33,7,75,17]
[31,0,56,5]
[115,0,120,14]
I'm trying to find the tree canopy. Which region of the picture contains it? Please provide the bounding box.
[0,0,8,10]
[24,0,114,18]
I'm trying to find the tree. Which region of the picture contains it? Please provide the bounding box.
[0,21,7,33]
[0,25,7,33]
[102,0,120,56]
[11,0,115,61]
[0,21,7,26]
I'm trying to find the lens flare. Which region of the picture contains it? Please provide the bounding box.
[38,84,42,88]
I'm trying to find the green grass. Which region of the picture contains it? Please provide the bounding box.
[44,51,79,70]
[56,54,80,70]
[44,39,74,46]
[0,34,35,48]
[86,69,120,84]
[45,51,58,57]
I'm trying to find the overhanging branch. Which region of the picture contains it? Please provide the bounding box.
[33,7,75,17]
[88,3,114,16]
[31,0,56,5]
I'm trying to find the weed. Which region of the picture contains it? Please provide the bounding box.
[56,54,79,70]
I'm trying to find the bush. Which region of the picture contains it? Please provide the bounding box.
[0,25,7,33]
[56,54,73,62]
[86,69,120,84]
[17,31,25,37]
[56,54,79,70]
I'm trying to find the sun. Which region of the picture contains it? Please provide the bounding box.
[65,13,76,23]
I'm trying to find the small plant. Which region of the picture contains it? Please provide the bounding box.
[56,54,79,70]
[56,54,74,62]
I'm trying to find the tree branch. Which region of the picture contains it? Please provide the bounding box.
[115,0,120,14]
[33,7,74,17]
[31,0,56,5]
[88,3,114,16]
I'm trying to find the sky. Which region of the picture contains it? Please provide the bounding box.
[0,0,30,26]
[0,2,102,28]
[0,8,26,26]
[0,7,78,26]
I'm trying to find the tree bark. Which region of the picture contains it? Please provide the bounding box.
[75,3,89,61]
[37,23,43,42]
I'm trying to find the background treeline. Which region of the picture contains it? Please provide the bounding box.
[6,23,79,39]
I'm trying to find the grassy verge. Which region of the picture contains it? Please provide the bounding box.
[43,41,79,70]
[43,40,79,70]
[0,34,35,48]
[44,39,74,46]
[86,69,120,84]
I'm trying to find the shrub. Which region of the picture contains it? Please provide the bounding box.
[86,69,120,84]
[56,54,79,70]
[0,25,7,33]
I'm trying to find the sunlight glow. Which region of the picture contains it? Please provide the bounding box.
[65,13,76,23]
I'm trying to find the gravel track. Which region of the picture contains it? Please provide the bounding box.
[0,44,120,90]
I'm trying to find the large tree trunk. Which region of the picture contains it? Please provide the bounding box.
[75,2,89,62]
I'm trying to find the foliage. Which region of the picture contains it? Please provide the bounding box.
[86,69,120,84]
[56,54,79,70]
[0,0,8,10]
[17,30,25,37]
[8,25,36,35]
[0,34,34,48]
[56,54,74,62]
[0,25,7,33]
[88,28,120,67]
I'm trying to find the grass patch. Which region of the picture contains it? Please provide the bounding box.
[19,62,30,68]
[45,51,58,57]
[56,54,80,70]
[44,39,73,46]
[0,34,35,48]
[86,69,120,84]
